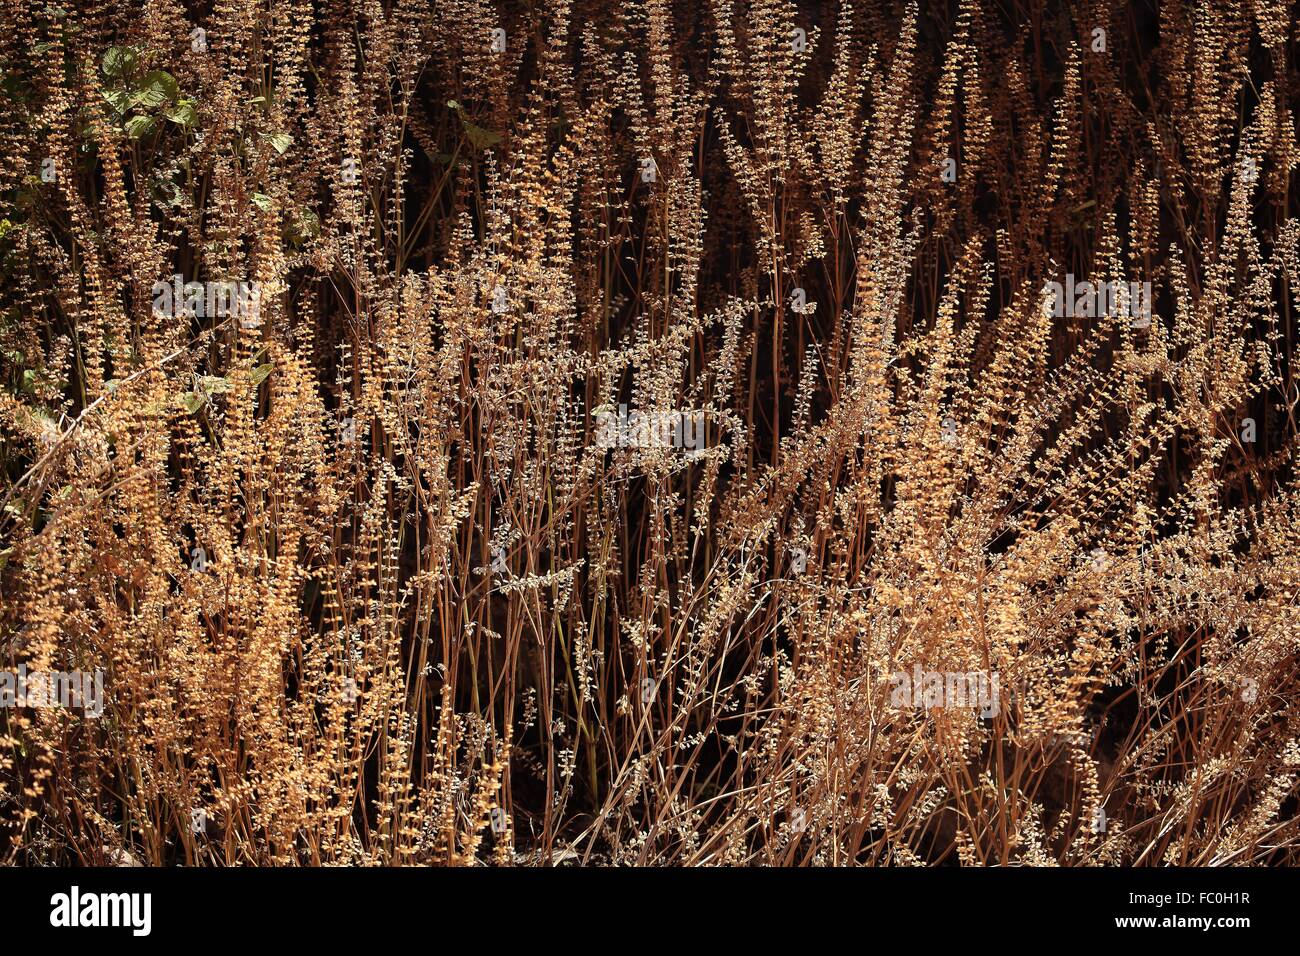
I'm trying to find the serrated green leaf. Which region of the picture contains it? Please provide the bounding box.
[164,99,197,129]
[123,114,156,139]
[150,176,181,207]
[196,375,233,394]
[287,208,320,246]
[132,70,178,109]
[102,45,136,79]
[462,119,501,151]
[249,363,273,385]
[101,87,130,115]
[266,132,292,155]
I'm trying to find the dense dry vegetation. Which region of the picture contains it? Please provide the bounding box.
[2,0,1300,866]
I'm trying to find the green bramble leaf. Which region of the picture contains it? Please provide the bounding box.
[265,132,292,155]
[197,375,232,395]
[446,100,501,151]
[123,114,156,139]
[101,45,137,79]
[287,208,320,246]
[101,88,130,115]
[132,70,178,109]
[164,99,198,129]
[463,121,501,150]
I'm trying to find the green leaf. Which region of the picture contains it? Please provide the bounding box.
[164,99,197,129]
[462,119,501,151]
[249,362,273,385]
[287,208,320,246]
[132,70,178,109]
[101,87,130,115]
[251,193,273,212]
[27,406,59,433]
[180,391,205,414]
[102,45,137,79]
[123,114,156,139]
[196,375,233,395]
[265,132,292,155]
[447,102,500,149]
[151,176,181,207]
